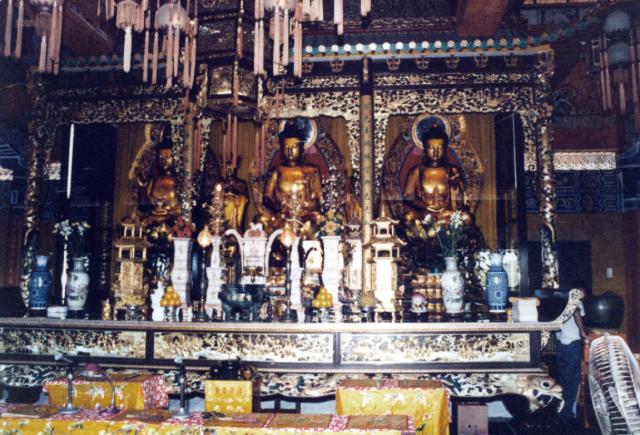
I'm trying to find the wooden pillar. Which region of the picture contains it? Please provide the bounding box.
[360,57,374,296]
[20,74,48,306]
[538,125,560,289]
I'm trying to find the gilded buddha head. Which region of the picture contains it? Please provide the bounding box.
[278,119,308,166]
[420,125,449,166]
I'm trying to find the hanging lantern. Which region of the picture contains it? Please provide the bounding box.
[154,0,197,88]
[5,0,66,73]
[33,0,64,73]
[598,8,640,120]
[114,0,147,73]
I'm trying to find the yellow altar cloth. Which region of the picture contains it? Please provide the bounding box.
[44,373,168,410]
[0,406,415,434]
[336,379,449,435]
[204,380,253,414]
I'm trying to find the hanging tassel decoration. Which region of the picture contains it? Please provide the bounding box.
[282,6,289,67]
[53,0,64,74]
[237,11,243,59]
[15,0,24,58]
[189,0,198,87]
[619,81,627,114]
[182,0,191,85]
[630,28,639,114]
[293,0,302,77]
[152,6,159,84]
[254,0,264,74]
[253,0,259,73]
[165,3,174,87]
[334,0,343,35]
[143,11,150,81]
[603,36,613,111]
[361,0,370,16]
[38,35,48,72]
[124,27,133,72]
[273,2,281,75]
[4,0,13,57]
[233,115,239,169]
[172,15,179,78]
[48,1,59,73]
[599,36,608,112]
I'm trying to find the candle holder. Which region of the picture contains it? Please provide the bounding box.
[78,363,118,414]
[279,222,298,323]
[54,353,79,415]
[172,357,190,419]
[194,226,213,322]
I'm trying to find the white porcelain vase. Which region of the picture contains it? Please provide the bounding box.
[66,257,90,311]
[441,256,464,314]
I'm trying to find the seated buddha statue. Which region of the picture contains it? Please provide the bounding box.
[257,120,324,237]
[403,125,470,225]
[221,162,250,233]
[137,126,181,226]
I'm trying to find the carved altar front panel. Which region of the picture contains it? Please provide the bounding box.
[154,332,334,363]
[0,328,146,359]
[340,333,531,364]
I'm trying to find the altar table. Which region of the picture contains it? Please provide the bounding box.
[0,405,415,434]
[43,373,168,410]
[336,379,449,435]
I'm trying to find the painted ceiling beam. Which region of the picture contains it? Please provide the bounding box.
[456,0,510,37]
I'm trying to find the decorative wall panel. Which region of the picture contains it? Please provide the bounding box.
[340,333,530,364]
[0,328,146,358]
[154,332,334,363]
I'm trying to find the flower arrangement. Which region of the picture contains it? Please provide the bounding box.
[53,220,90,258]
[420,211,468,258]
[171,217,195,238]
[318,209,345,237]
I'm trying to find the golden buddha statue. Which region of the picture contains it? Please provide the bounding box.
[257,120,324,236]
[403,125,470,224]
[221,163,249,232]
[137,126,181,225]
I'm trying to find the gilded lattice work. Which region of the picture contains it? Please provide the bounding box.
[0,328,146,358]
[154,332,334,363]
[340,333,531,364]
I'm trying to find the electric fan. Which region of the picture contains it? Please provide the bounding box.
[588,334,640,434]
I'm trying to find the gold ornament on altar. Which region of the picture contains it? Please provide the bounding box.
[206,183,226,236]
[114,215,150,310]
[403,115,472,227]
[256,118,324,238]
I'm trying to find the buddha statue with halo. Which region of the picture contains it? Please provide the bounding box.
[220,160,250,233]
[136,125,181,226]
[257,118,324,237]
[403,124,471,225]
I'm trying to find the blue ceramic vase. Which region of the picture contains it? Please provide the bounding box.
[486,253,508,313]
[28,255,53,312]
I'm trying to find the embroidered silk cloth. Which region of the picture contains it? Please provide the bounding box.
[0,406,415,434]
[44,373,169,410]
[336,379,449,435]
[204,380,253,414]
